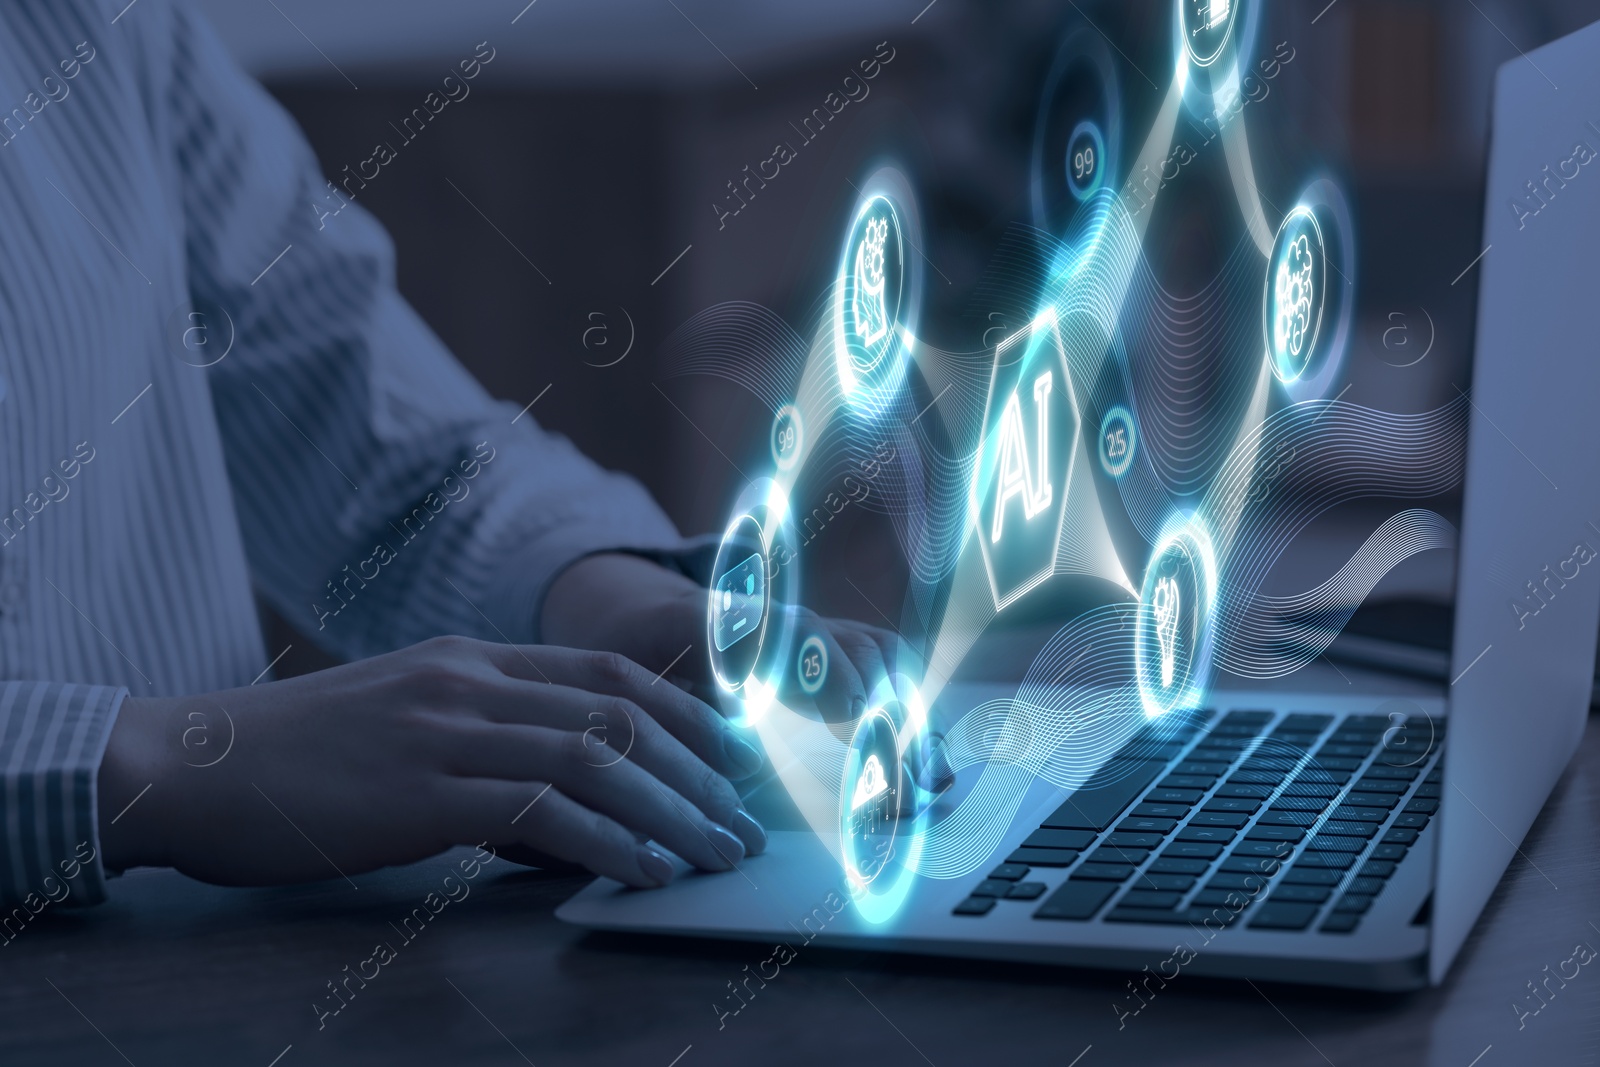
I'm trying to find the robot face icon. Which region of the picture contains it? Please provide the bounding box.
[713,553,766,653]
[841,199,904,381]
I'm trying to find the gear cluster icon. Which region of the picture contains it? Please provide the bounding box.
[853,214,892,349]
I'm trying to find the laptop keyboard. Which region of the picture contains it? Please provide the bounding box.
[951,708,1444,933]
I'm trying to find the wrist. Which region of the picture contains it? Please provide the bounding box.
[97,696,177,871]
[541,552,700,647]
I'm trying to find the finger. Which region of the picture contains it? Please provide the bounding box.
[480,645,765,782]
[775,608,869,721]
[441,779,676,889]
[468,688,766,856]
[456,724,747,873]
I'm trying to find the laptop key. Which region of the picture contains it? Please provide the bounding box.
[1034,880,1117,920]
[1382,828,1420,845]
[1272,797,1331,812]
[1351,778,1408,794]
[1203,797,1261,814]
[1268,884,1332,904]
[1190,811,1250,828]
[1042,760,1168,830]
[1318,820,1377,838]
[1007,848,1080,867]
[1392,812,1431,828]
[1085,848,1149,866]
[1346,877,1386,896]
[953,897,996,916]
[1231,840,1295,859]
[1357,860,1397,879]
[1005,881,1047,900]
[1281,781,1341,798]
[1161,841,1225,861]
[1245,825,1305,843]
[1413,783,1441,799]
[1105,906,1242,926]
[988,864,1030,881]
[1113,820,1176,837]
[1257,810,1317,827]
[1119,890,1183,909]
[1177,825,1237,844]
[1149,857,1210,875]
[1248,902,1320,930]
[1334,894,1374,913]
[1023,828,1097,850]
[1344,793,1399,808]
[1282,866,1342,885]
[1320,913,1361,933]
[1294,852,1356,870]
[1074,863,1138,881]
[1158,775,1217,791]
[969,879,1013,897]
[1370,843,1408,861]
[1129,804,1190,821]
[1304,835,1366,853]
[1332,806,1389,823]
[1207,873,1271,891]
[1403,798,1440,815]
[1219,855,1283,875]
[1362,765,1419,780]
[1146,788,1204,805]
[1140,874,1197,891]
[1215,783,1275,799]
[1105,833,1165,849]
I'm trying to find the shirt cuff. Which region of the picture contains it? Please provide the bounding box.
[0,682,124,916]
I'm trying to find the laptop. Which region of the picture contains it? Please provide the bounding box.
[559,21,1600,991]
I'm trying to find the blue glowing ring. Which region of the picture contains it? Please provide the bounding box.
[841,675,928,924]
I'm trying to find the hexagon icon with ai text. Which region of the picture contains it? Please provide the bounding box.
[971,309,1081,611]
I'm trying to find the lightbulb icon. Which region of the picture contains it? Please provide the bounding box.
[1152,575,1180,687]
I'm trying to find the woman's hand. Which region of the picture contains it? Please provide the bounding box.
[541,552,908,720]
[97,636,768,890]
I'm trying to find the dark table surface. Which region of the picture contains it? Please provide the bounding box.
[4,664,1596,1067]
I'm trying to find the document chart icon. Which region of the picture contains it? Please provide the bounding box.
[713,553,767,652]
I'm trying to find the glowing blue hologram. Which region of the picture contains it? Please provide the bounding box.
[1264,205,1327,385]
[1066,120,1106,201]
[797,634,827,695]
[707,512,773,695]
[833,168,923,412]
[1136,517,1217,718]
[712,553,766,652]
[1098,404,1137,479]
[971,310,1082,611]
[851,753,888,810]
[770,404,803,471]
[840,676,929,924]
[839,196,903,382]
[1276,179,1357,404]
[1180,0,1237,68]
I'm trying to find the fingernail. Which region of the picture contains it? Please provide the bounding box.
[731,809,768,856]
[706,824,746,869]
[636,847,674,888]
[723,732,764,776]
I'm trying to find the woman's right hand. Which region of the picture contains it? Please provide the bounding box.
[97,635,768,890]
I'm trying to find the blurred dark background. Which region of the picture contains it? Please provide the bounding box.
[204,0,1599,674]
